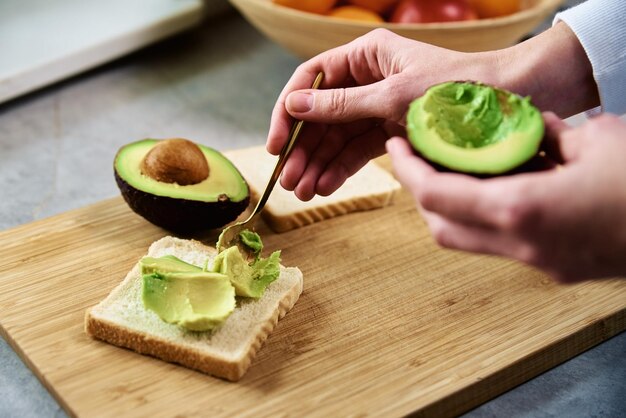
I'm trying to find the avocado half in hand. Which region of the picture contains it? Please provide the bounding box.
[114,138,250,233]
[406,81,544,174]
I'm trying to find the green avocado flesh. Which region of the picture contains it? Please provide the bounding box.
[212,246,281,298]
[142,271,236,332]
[239,229,263,255]
[140,255,201,274]
[114,139,250,232]
[407,82,544,174]
[140,240,281,331]
[115,139,248,202]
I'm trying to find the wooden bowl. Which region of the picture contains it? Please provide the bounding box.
[229,0,564,59]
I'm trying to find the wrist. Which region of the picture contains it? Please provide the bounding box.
[496,22,599,117]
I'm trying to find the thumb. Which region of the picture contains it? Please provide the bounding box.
[542,111,580,163]
[286,80,405,124]
[386,136,435,197]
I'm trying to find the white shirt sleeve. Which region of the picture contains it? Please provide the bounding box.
[553,0,626,115]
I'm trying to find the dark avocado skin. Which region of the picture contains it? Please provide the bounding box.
[416,150,555,179]
[115,171,250,234]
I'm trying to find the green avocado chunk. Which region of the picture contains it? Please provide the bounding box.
[212,246,281,298]
[140,255,202,275]
[239,229,263,255]
[406,81,544,174]
[142,271,236,332]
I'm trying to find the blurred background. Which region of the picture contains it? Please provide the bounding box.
[1,0,565,105]
[2,1,624,418]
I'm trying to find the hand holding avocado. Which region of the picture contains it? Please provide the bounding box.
[266,23,597,201]
[266,3,626,282]
[387,112,626,283]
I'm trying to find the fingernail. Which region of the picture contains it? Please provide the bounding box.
[288,92,313,113]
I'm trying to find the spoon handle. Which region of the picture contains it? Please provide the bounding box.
[250,71,324,218]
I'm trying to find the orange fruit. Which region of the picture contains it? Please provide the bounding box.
[469,0,520,18]
[347,0,399,14]
[273,0,337,15]
[328,5,385,22]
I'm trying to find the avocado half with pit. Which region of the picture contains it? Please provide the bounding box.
[407,81,544,174]
[114,138,249,233]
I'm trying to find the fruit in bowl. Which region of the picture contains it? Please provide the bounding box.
[471,0,522,18]
[390,0,478,23]
[349,0,399,14]
[273,0,522,23]
[272,0,336,14]
[329,5,385,22]
[229,0,564,58]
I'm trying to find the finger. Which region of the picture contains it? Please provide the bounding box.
[266,29,414,155]
[266,42,367,156]
[386,136,436,191]
[267,68,328,155]
[387,137,535,229]
[285,78,408,125]
[294,120,377,201]
[386,136,489,225]
[542,111,587,163]
[542,112,572,163]
[418,175,509,229]
[313,125,388,197]
[422,211,536,263]
[280,123,327,191]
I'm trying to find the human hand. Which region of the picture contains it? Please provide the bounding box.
[386,113,626,283]
[266,29,503,201]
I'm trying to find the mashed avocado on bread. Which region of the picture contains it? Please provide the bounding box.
[406,81,544,174]
[140,231,280,332]
[86,236,303,380]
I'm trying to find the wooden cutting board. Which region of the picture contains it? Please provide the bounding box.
[0,156,624,417]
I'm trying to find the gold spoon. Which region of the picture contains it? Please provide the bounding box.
[216,71,324,256]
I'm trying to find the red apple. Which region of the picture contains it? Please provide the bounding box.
[390,0,478,23]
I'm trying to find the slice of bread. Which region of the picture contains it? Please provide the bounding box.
[85,236,303,381]
[225,146,401,232]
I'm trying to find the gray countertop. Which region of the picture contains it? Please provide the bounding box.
[1,6,624,418]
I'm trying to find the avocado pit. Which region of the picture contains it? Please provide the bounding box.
[140,138,209,185]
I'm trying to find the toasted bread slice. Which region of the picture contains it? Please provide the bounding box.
[225,146,401,232]
[85,236,303,381]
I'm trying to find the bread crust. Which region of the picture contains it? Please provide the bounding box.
[225,146,401,232]
[84,236,303,381]
[262,191,398,232]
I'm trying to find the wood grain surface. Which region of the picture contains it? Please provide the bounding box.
[0,157,624,418]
